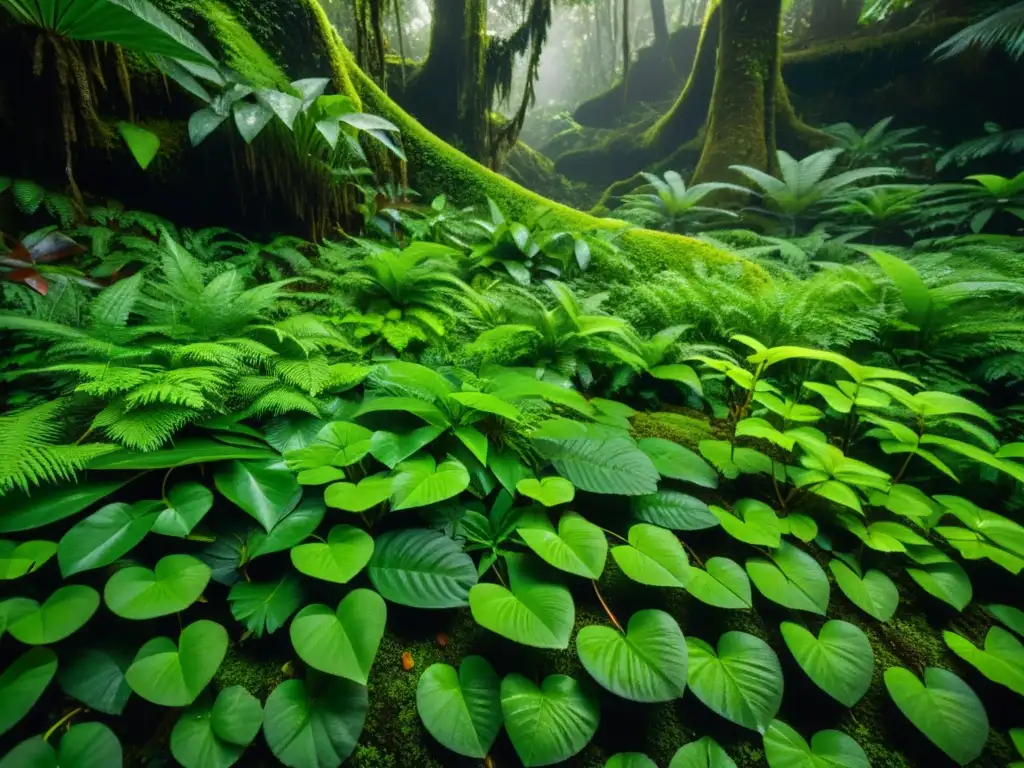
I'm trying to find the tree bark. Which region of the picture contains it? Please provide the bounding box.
[650,0,670,46]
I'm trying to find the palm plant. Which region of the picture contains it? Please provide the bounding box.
[823,184,929,240]
[616,171,747,233]
[822,117,931,169]
[934,1,1024,60]
[913,172,1024,234]
[730,149,900,235]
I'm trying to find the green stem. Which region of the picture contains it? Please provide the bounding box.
[680,539,705,569]
[44,708,83,742]
[597,526,629,544]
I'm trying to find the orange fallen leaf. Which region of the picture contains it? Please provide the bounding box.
[401,651,414,670]
[436,632,449,647]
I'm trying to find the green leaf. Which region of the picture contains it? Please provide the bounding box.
[369,528,477,608]
[828,559,898,622]
[171,702,243,768]
[780,514,818,543]
[517,509,607,579]
[0,540,57,579]
[866,250,931,327]
[248,498,325,559]
[126,620,228,707]
[57,646,132,715]
[944,627,1024,696]
[606,755,657,768]
[214,460,302,532]
[0,479,128,533]
[3,722,124,768]
[763,720,869,768]
[500,674,599,767]
[650,363,703,395]
[449,391,522,420]
[152,482,214,537]
[735,418,795,451]
[517,477,576,507]
[290,589,386,684]
[687,632,783,733]
[297,467,345,485]
[637,438,718,488]
[533,435,659,496]
[228,576,303,638]
[489,445,533,495]
[631,491,718,531]
[611,524,690,588]
[416,656,502,758]
[884,667,988,765]
[57,501,159,577]
[577,609,688,702]
[88,438,275,469]
[0,736,54,768]
[687,558,753,609]
[987,604,1024,636]
[104,554,210,619]
[7,585,99,644]
[453,425,488,465]
[325,474,394,512]
[356,396,449,426]
[212,686,263,745]
[313,422,375,467]
[780,621,874,706]
[369,426,445,468]
[470,554,574,649]
[0,648,57,737]
[746,541,829,615]
[699,440,778,480]
[117,121,160,169]
[391,456,470,510]
[668,736,737,768]
[263,674,368,768]
[906,560,971,610]
[711,499,782,547]
[290,524,373,584]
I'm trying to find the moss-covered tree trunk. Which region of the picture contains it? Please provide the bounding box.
[399,0,489,159]
[690,0,782,183]
[650,0,669,47]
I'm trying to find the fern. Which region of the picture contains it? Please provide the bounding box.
[934,1,1024,60]
[91,401,198,451]
[938,126,1024,170]
[0,400,116,495]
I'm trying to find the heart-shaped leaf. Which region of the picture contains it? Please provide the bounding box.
[906,560,972,610]
[517,477,575,507]
[0,540,57,579]
[248,498,325,560]
[987,603,1024,636]
[0,648,57,737]
[884,666,988,765]
[153,482,214,537]
[517,509,607,579]
[214,460,301,532]
[126,620,228,706]
[1,722,123,768]
[746,541,829,614]
[780,620,873,706]
[416,656,502,758]
[310,422,374,467]
[0,480,128,534]
[57,501,159,576]
[606,755,657,768]
[212,686,264,745]
[369,528,477,608]
[104,554,211,619]
[290,589,386,684]
[687,557,752,609]
[577,609,688,702]
[57,646,133,715]
[944,627,1024,696]
[290,525,373,584]
[7,585,99,644]
[712,500,782,547]
[263,674,368,768]
[325,474,394,512]
[612,524,690,588]
[638,438,718,488]
[669,736,737,768]
[687,631,783,733]
[828,559,898,622]
[370,426,445,468]
[391,456,471,510]
[229,576,303,638]
[763,720,869,768]
[501,674,599,767]
[470,554,574,649]
[631,491,719,531]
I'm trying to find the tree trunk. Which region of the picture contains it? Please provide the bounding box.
[808,0,861,40]
[650,0,670,46]
[691,0,783,183]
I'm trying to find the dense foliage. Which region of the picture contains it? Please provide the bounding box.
[2,0,1024,767]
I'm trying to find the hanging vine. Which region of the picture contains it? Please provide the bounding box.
[354,0,387,89]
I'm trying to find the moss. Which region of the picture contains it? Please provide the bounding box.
[212,645,287,700]
[203,0,293,90]
[630,411,717,449]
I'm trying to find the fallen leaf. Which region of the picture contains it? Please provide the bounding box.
[401,651,414,670]
[436,632,448,647]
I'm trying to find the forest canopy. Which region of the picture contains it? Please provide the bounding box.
[1,0,1024,767]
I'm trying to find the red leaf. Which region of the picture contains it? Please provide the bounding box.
[28,232,85,264]
[7,268,49,295]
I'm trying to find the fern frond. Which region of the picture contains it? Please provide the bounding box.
[92,400,197,451]
[934,1,1024,60]
[245,388,322,418]
[273,355,333,396]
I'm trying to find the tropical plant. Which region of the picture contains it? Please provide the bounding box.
[615,171,747,233]
[934,1,1024,60]
[822,116,931,169]
[938,122,1024,171]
